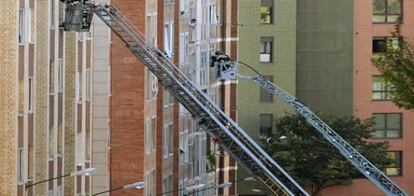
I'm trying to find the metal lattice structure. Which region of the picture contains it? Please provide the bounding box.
[249,75,407,196]
[89,4,308,196]
[62,2,407,195]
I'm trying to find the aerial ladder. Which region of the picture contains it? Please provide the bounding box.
[62,1,307,195]
[61,1,408,195]
[236,62,408,196]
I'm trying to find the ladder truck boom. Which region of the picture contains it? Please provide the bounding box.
[240,63,407,196]
[62,2,309,195]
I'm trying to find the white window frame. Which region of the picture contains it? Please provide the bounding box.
[75,71,81,103]
[28,76,34,113]
[179,130,189,164]
[164,22,174,57]
[57,59,64,92]
[179,33,188,65]
[26,9,33,43]
[180,0,186,15]
[19,9,25,44]
[163,123,173,159]
[75,131,84,165]
[49,0,56,29]
[17,148,24,183]
[145,119,151,154]
[85,68,91,101]
[209,5,218,24]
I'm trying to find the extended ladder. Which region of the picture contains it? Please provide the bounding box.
[90,4,308,196]
[238,61,407,196]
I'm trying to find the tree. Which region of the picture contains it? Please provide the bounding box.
[263,113,391,196]
[372,26,414,109]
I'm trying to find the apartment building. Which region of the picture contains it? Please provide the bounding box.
[237,0,414,195]
[109,0,237,195]
[237,0,297,195]
[320,0,414,195]
[0,0,94,196]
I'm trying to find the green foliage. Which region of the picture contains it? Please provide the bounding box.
[264,113,391,195]
[372,25,414,109]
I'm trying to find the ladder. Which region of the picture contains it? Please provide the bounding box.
[241,71,407,196]
[91,4,308,196]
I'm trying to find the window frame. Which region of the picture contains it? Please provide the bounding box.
[18,148,24,184]
[372,75,395,101]
[259,37,273,63]
[28,76,34,113]
[259,114,273,138]
[260,0,274,24]
[19,9,25,44]
[163,123,174,159]
[373,113,403,139]
[372,0,403,24]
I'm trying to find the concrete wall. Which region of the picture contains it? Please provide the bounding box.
[237,0,296,195]
[35,0,50,195]
[91,1,111,194]
[238,0,297,140]
[0,0,18,195]
[296,0,354,116]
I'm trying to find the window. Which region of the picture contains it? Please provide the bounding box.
[27,9,33,43]
[260,37,273,63]
[373,0,402,23]
[260,75,273,102]
[75,132,83,164]
[179,33,188,65]
[179,131,188,163]
[164,22,174,57]
[57,59,64,92]
[162,175,173,196]
[163,89,174,107]
[373,37,387,53]
[164,124,173,158]
[372,76,394,100]
[260,0,273,24]
[75,71,81,103]
[385,151,402,176]
[145,117,156,154]
[200,51,208,85]
[259,114,273,138]
[209,5,218,24]
[85,68,91,101]
[18,148,24,183]
[180,0,186,15]
[373,113,402,139]
[372,37,399,54]
[145,170,156,196]
[28,77,34,112]
[145,69,158,101]
[59,1,65,25]
[19,9,25,44]
[50,0,56,28]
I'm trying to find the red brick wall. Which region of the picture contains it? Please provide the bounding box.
[110,0,146,195]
